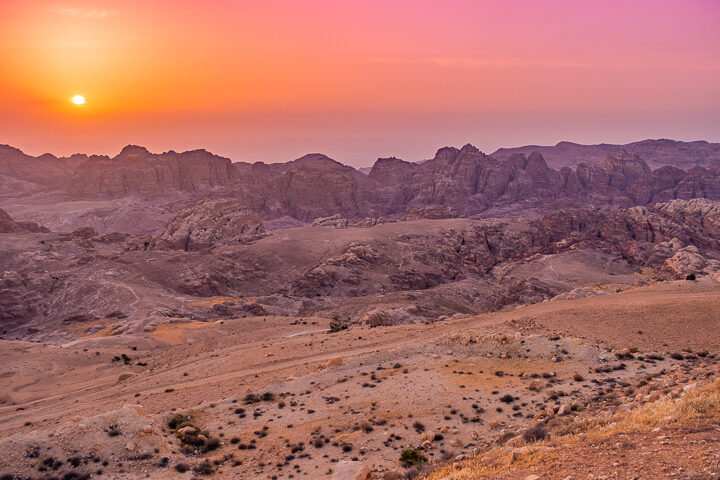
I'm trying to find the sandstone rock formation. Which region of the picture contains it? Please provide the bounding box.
[492,138,720,170]
[2,142,720,235]
[155,197,265,251]
[0,208,48,233]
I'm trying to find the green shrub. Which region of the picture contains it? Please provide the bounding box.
[166,414,191,430]
[399,448,427,466]
[329,315,349,333]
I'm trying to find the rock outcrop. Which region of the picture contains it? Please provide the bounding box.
[0,208,49,233]
[69,146,237,198]
[492,138,720,170]
[155,198,265,251]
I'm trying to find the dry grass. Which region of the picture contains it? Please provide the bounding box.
[426,380,720,479]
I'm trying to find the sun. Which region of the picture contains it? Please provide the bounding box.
[71,95,86,105]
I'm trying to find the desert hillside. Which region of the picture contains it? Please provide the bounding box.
[1,274,719,479]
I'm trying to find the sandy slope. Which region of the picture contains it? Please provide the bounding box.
[0,279,718,479]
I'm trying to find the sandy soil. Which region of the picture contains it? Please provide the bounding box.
[0,279,719,479]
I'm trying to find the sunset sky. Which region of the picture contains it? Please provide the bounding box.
[1,0,719,166]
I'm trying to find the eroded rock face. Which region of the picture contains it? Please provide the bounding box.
[2,143,720,234]
[492,138,720,170]
[2,198,720,341]
[69,146,237,198]
[155,198,265,251]
[0,208,48,233]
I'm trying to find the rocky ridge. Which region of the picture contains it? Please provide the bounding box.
[2,142,720,234]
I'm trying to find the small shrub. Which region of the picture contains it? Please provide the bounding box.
[523,423,549,443]
[686,273,696,281]
[329,315,349,333]
[193,461,214,475]
[573,373,585,382]
[205,437,221,451]
[174,463,190,473]
[399,448,427,466]
[166,414,191,430]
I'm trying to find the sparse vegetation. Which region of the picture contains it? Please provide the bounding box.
[400,448,427,466]
[166,413,220,454]
[328,315,349,333]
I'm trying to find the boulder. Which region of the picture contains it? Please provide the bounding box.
[331,460,370,480]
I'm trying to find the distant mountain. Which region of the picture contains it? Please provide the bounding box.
[1,140,719,233]
[491,139,720,170]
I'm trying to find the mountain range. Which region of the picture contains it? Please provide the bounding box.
[1,138,719,234]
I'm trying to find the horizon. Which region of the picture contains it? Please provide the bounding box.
[2,0,719,167]
[3,136,717,168]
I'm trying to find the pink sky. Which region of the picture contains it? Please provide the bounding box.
[1,0,719,166]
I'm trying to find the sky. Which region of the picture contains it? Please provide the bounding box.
[1,0,719,167]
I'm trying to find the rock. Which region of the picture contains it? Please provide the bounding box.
[125,441,136,452]
[178,426,196,435]
[505,435,525,448]
[525,475,541,480]
[361,308,390,327]
[683,383,698,392]
[0,209,49,233]
[460,330,478,345]
[331,460,370,480]
[155,197,265,251]
[117,373,134,382]
[311,214,349,228]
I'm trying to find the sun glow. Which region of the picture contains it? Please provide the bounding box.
[71,95,85,105]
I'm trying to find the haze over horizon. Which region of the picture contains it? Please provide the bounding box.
[2,0,719,167]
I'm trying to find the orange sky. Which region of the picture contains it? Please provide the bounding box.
[1,0,719,166]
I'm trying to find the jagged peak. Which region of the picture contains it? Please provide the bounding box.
[459,143,481,154]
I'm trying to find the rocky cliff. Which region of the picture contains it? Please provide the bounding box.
[2,142,720,233]
[492,138,720,170]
